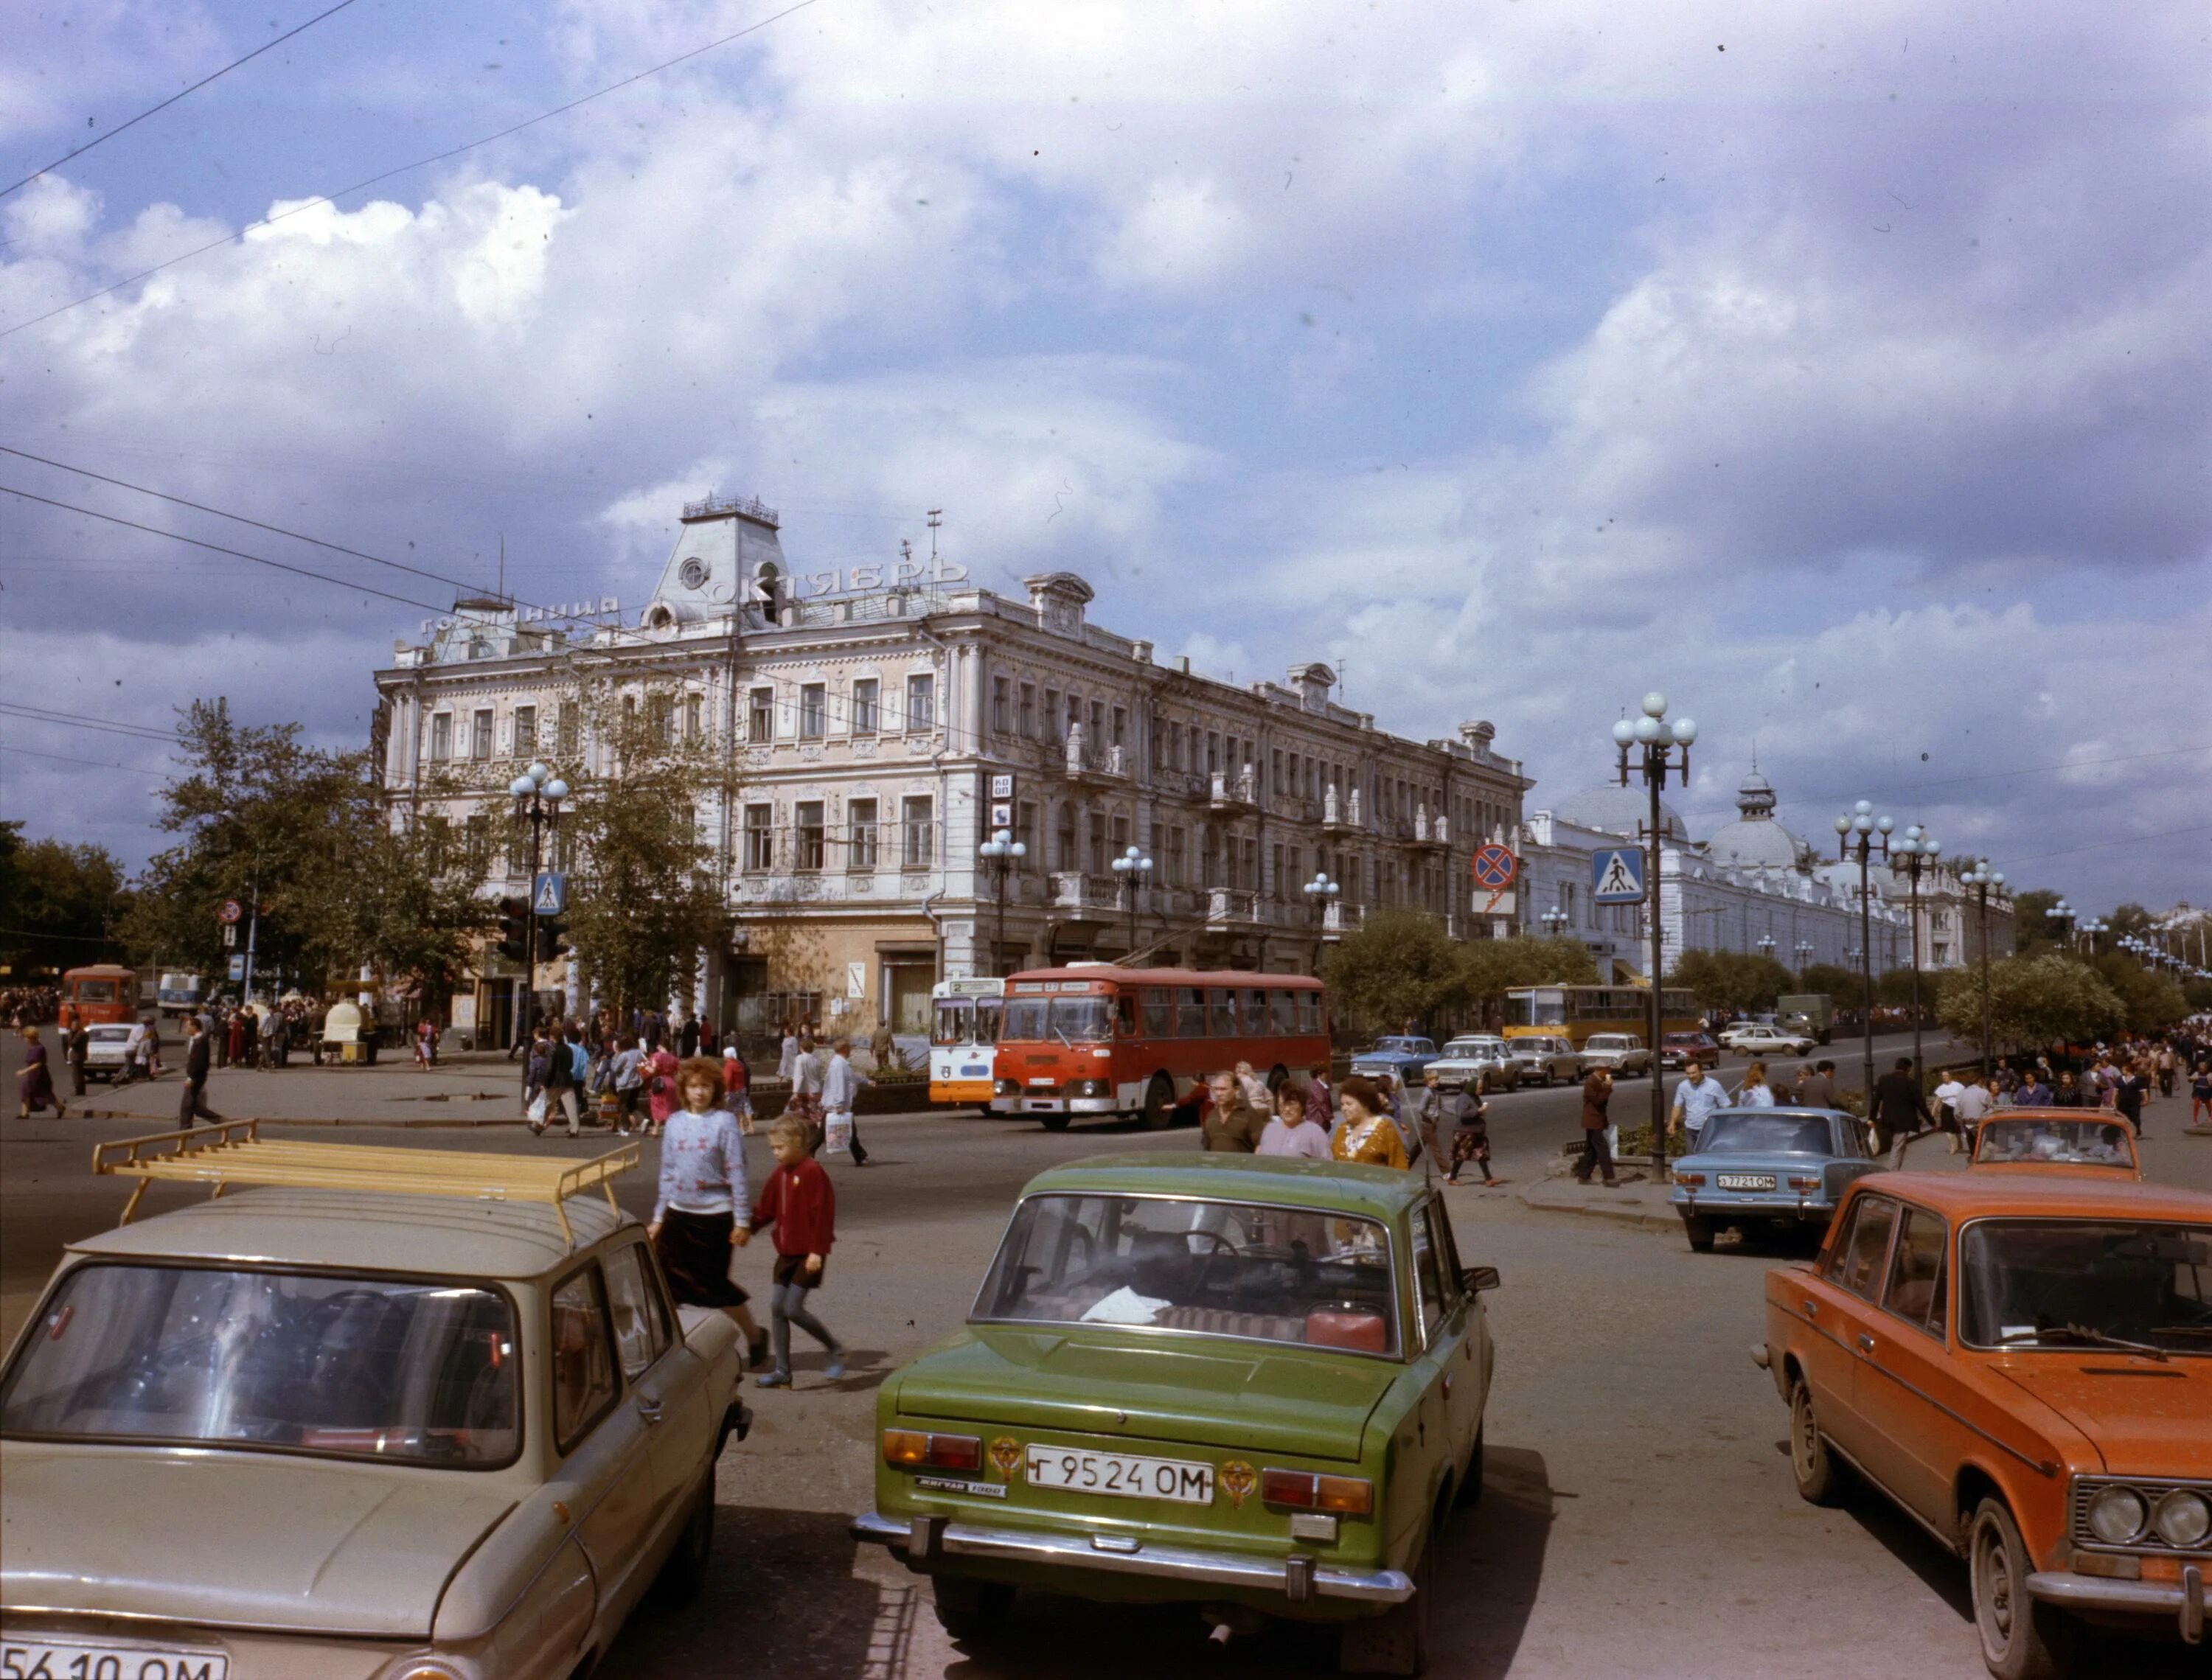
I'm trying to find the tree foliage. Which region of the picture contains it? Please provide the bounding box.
[1797,962,1865,1008]
[0,823,131,977]
[1936,956,2124,1053]
[2008,888,2066,958]
[1324,918,1599,1034]
[2089,952,2189,1035]
[1666,949,1797,1013]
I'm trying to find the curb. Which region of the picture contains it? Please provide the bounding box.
[1513,1182,1683,1233]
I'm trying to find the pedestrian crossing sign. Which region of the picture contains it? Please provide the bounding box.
[1592,847,1645,902]
[533,872,567,915]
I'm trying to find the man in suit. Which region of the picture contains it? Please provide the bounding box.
[1868,1056,1930,1155]
[178,1014,222,1126]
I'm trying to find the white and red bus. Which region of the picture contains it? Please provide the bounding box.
[990,966,1331,1132]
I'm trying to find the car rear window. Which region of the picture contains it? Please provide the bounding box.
[1,1264,520,1467]
[1699,1114,1834,1155]
[974,1193,1400,1357]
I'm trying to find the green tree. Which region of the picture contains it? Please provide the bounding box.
[1796,962,1865,1009]
[1460,935,1599,1017]
[1324,910,1470,1036]
[0,827,131,977]
[1666,949,1795,1013]
[2089,953,2189,1035]
[1937,956,2124,1054]
[2008,888,2065,958]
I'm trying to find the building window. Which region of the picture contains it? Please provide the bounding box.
[1112,814,1130,855]
[993,677,1012,734]
[905,672,936,732]
[1088,808,1107,875]
[796,801,825,871]
[649,694,674,745]
[1043,689,1060,741]
[1166,826,1186,887]
[748,688,773,743]
[428,712,453,762]
[513,705,538,759]
[1206,731,1221,776]
[1056,804,1077,872]
[902,795,934,868]
[1089,700,1105,745]
[1271,841,1285,899]
[1112,706,1127,752]
[799,683,827,739]
[742,804,773,871]
[467,708,493,760]
[851,678,878,736]
[684,693,703,740]
[1019,682,1037,738]
[1015,801,1038,865]
[847,798,879,868]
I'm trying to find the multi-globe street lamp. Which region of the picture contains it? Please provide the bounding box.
[1833,801,1895,1105]
[1110,843,1154,962]
[1756,933,1777,963]
[1541,905,1570,938]
[2079,915,2109,955]
[1611,692,1696,1172]
[1960,857,2005,1076]
[508,761,567,1030]
[1305,871,1341,975]
[979,829,1026,977]
[1794,939,1815,979]
[1889,825,1941,1087]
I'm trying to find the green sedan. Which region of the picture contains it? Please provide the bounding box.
[851,1153,1498,1675]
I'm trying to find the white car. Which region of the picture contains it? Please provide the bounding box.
[1725,1026,1816,1057]
[1577,1033,1652,1076]
[1425,1035,1522,1091]
[81,1023,139,1081]
[1504,1034,1583,1087]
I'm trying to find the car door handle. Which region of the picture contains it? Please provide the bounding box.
[635,1395,664,1423]
[1855,1334,1875,1353]
[1803,1300,1819,1318]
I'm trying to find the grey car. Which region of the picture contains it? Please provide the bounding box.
[1577,1033,1652,1078]
[1503,1034,1581,1087]
[1425,1035,1521,1092]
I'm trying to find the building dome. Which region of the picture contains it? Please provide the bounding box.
[1551,783,1689,842]
[1705,770,1814,872]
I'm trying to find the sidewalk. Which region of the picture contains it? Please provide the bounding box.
[1511,1158,1679,1231]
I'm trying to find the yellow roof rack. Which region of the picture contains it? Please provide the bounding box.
[93,1120,641,1249]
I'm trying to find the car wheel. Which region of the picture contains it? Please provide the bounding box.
[655,1471,715,1602]
[1788,1376,1846,1506]
[931,1577,1014,1644]
[1454,1426,1486,1508]
[1683,1214,1716,1253]
[1338,1513,1434,1675]
[1141,1072,1177,1132]
[1969,1498,2076,1680]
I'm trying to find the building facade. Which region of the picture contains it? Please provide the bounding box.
[372,495,1533,1046]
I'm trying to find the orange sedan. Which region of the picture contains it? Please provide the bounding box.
[1970,1111,2144,1181]
[1758,1173,2210,1678]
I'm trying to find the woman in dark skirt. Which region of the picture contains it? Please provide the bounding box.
[17,1025,66,1120]
[647,1056,769,1369]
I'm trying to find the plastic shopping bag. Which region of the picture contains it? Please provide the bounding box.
[526,1090,548,1126]
[823,1110,854,1156]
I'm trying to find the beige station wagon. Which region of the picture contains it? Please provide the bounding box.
[0,1123,748,1680]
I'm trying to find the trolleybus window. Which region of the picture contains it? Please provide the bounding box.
[1142,988,1175,1038]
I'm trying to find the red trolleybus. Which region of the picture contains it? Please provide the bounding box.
[990,967,1330,1132]
[60,964,141,1026]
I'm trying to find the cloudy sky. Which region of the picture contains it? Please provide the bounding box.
[2,0,2206,911]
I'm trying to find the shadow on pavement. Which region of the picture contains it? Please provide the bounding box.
[1843,1482,1974,1622]
[1433,1443,1556,1679]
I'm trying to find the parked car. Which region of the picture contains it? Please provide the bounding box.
[1503,1034,1582,1087]
[1727,1026,1818,1057]
[1969,1111,2143,1179]
[1349,1036,1439,1088]
[1758,1173,2212,1678]
[1425,1035,1521,1092]
[1658,1031,1724,1071]
[1670,1107,1877,1251]
[0,1122,750,1680]
[1576,1033,1652,1077]
[80,1022,138,1081]
[853,1153,1499,1674]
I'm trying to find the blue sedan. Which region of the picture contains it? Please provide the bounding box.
[1348,1036,1439,1088]
[1669,1107,1877,1252]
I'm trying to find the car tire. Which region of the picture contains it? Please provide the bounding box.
[1969,1498,2076,1680]
[1787,1376,1846,1506]
[1683,1214,1716,1253]
[1141,1072,1177,1132]
[1454,1426,1486,1508]
[1338,1514,1434,1675]
[931,1577,1014,1644]
[655,1471,715,1602]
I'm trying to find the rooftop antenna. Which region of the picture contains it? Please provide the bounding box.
[926,508,942,562]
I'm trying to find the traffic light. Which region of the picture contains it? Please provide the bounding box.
[496,897,530,966]
[538,911,571,961]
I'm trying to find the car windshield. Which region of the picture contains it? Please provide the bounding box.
[1441,1039,1490,1056]
[1958,1220,2212,1356]
[0,1264,521,1464]
[1973,1120,2135,1167]
[973,1193,1400,1357]
[1698,1113,1836,1155]
[1001,995,1113,1044]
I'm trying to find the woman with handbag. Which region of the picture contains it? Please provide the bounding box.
[643,1042,681,1139]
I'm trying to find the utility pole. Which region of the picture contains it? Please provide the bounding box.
[1610,693,1696,1175]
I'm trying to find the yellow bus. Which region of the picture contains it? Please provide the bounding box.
[1502,984,1700,1050]
[928,977,1004,1109]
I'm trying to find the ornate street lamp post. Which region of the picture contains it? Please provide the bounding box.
[1541,905,1570,938]
[1889,826,1941,1087]
[508,761,568,1039]
[1305,871,1341,976]
[2079,915,2108,956]
[979,829,1026,977]
[1834,801,1895,1105]
[1612,693,1696,1174]
[1110,843,1153,963]
[1793,938,1815,980]
[1961,858,2004,1077]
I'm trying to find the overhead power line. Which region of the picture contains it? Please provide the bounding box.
[0,0,367,202]
[1994,823,2212,868]
[0,0,822,341]
[0,742,174,782]
[0,701,180,742]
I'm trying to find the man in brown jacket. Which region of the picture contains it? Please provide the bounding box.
[1573,1066,1618,1186]
[1200,1069,1268,1152]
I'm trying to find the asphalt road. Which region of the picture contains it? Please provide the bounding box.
[4,1033,2207,1679]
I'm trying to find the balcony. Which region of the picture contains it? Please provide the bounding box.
[1062,728,1132,785]
[1205,887,1261,926]
[1209,769,1258,812]
[1407,809,1449,853]
[1321,786,1363,835]
[1322,900,1365,937]
[1051,872,1124,914]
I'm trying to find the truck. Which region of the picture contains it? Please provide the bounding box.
[1775,993,1833,1045]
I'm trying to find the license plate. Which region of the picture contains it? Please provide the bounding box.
[1717,1173,1777,1191]
[1,1639,229,1680]
[1025,1445,1214,1504]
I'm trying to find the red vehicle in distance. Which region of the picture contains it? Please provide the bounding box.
[990,966,1330,1132]
[59,964,141,1027]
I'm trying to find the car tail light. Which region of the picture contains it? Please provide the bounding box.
[1787,1177,1820,1190]
[882,1429,984,1471]
[1675,1171,1705,1186]
[1261,1468,1374,1516]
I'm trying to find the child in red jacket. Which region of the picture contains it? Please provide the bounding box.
[743,1113,846,1387]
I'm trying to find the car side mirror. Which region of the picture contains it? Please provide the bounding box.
[1463,1265,1501,1294]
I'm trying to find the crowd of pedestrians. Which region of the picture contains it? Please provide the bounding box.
[1193,1059,1500,1188]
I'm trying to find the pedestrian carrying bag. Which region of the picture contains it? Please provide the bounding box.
[526,1091,548,1126]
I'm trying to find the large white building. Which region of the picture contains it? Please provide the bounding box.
[372,494,1534,1047]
